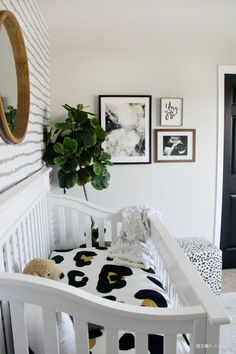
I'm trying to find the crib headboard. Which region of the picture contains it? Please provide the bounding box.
[0,168,54,353]
[0,168,54,274]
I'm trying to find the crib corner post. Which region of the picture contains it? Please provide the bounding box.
[190,318,206,354]
[205,322,220,354]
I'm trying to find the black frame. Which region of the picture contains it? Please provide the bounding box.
[99,95,152,164]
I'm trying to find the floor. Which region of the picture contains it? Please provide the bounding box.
[222,269,236,293]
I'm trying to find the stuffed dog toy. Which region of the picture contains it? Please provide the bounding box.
[23,258,75,354]
[23,258,63,280]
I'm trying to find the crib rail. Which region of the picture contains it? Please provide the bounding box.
[0,272,207,354]
[0,168,231,354]
[150,216,231,353]
[51,194,121,249]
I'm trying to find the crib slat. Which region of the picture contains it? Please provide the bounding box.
[29,212,37,258]
[164,334,177,354]
[3,240,13,272]
[42,308,60,354]
[32,207,40,258]
[16,229,25,272]
[40,197,50,258]
[12,233,20,273]
[135,333,148,354]
[36,204,44,257]
[38,199,46,258]
[10,302,28,354]
[25,216,33,262]
[74,317,89,354]
[106,328,119,354]
[58,207,67,248]
[42,196,50,256]
[98,219,105,246]
[85,216,92,247]
[1,302,13,353]
[42,195,51,256]
[0,244,4,271]
[21,221,29,267]
[71,209,80,246]
[111,221,117,241]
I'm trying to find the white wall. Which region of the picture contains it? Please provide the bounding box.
[0,0,49,194]
[38,0,236,241]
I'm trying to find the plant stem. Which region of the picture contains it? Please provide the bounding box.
[82,182,95,229]
[82,183,89,201]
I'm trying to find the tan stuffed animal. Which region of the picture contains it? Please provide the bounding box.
[23,258,76,354]
[23,258,62,280]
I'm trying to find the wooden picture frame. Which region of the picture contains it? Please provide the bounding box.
[99,95,152,164]
[0,11,30,144]
[154,128,196,162]
[160,97,183,126]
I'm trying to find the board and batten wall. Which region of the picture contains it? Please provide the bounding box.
[0,0,49,194]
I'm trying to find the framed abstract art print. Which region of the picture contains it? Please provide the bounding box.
[99,95,151,164]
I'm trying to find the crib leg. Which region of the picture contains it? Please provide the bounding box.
[190,318,206,354]
[206,323,220,354]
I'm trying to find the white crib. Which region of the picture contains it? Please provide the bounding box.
[0,168,230,354]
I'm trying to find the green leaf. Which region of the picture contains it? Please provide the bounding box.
[77,132,97,148]
[58,169,78,189]
[101,169,110,179]
[62,104,72,112]
[90,118,100,128]
[91,146,101,159]
[53,156,67,166]
[55,122,70,130]
[43,128,52,145]
[76,103,85,110]
[95,126,107,140]
[42,146,57,166]
[62,157,78,173]
[100,151,111,162]
[63,137,78,155]
[77,167,92,185]
[91,175,109,190]
[93,162,104,176]
[54,143,64,155]
[79,150,92,166]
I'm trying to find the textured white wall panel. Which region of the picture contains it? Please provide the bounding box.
[0,0,49,194]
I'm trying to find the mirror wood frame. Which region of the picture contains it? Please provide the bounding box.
[0,10,30,144]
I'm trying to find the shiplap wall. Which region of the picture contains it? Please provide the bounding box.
[0,0,49,194]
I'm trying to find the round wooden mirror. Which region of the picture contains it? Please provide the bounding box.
[0,11,30,144]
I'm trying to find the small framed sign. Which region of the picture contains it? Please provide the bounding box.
[160,97,183,126]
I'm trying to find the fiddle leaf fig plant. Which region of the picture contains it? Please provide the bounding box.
[43,104,112,194]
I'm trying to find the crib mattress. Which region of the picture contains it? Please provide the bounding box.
[50,246,188,354]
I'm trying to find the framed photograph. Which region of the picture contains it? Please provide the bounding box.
[160,97,183,126]
[99,95,151,164]
[154,128,196,162]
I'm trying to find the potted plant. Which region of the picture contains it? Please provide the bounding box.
[43,103,112,244]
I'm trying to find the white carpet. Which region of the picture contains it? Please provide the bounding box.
[219,292,236,354]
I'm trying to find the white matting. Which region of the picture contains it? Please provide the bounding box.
[219,292,236,354]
